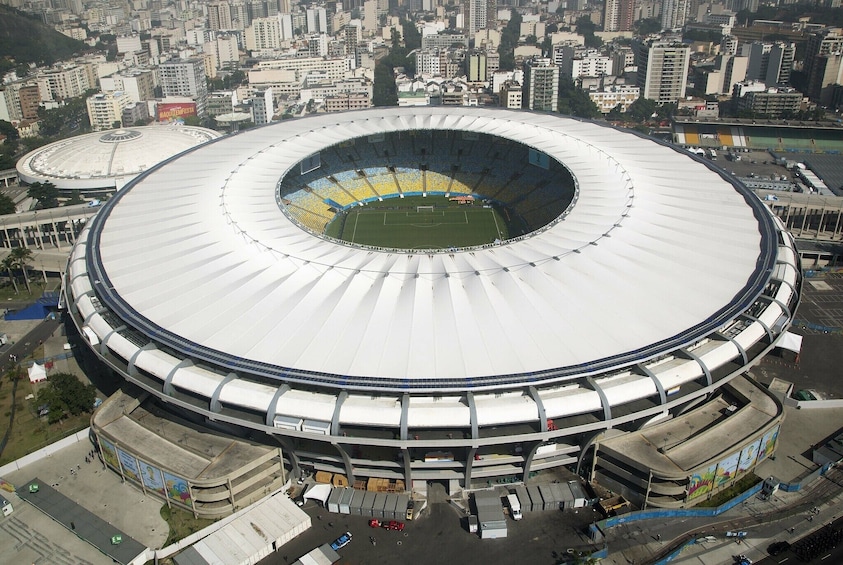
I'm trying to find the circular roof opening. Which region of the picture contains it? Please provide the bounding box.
[99,130,143,143]
[277,130,578,251]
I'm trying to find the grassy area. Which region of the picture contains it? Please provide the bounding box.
[0,362,91,465]
[160,504,217,547]
[325,196,509,249]
[695,474,762,508]
[0,278,60,302]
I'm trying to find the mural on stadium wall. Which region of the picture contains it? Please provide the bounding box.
[757,425,780,463]
[99,437,119,471]
[138,458,166,496]
[688,462,717,500]
[736,438,763,476]
[116,447,141,483]
[715,450,742,488]
[163,471,192,506]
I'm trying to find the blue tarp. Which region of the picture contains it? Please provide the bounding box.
[5,303,50,320]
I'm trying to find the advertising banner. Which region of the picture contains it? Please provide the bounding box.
[688,463,717,500]
[715,450,741,488]
[138,458,167,496]
[100,437,119,471]
[757,425,780,463]
[157,102,196,121]
[163,471,192,506]
[736,438,763,476]
[116,447,141,483]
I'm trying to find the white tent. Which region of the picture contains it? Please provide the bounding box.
[302,484,332,506]
[778,331,803,354]
[28,363,47,383]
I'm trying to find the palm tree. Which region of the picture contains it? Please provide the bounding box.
[9,247,33,294]
[1,255,18,294]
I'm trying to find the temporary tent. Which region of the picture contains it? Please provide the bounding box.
[28,363,47,383]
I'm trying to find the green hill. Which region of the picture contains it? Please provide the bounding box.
[0,5,88,69]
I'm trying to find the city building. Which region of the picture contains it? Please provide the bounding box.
[523,58,559,112]
[745,41,795,86]
[324,92,372,111]
[465,0,496,34]
[588,84,640,113]
[733,84,802,117]
[250,88,273,124]
[158,59,209,116]
[499,80,522,108]
[660,0,688,30]
[99,69,156,103]
[36,64,92,102]
[804,27,843,89]
[86,91,133,130]
[603,0,635,32]
[634,38,691,103]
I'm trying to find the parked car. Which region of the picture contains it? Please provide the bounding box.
[368,519,381,528]
[331,531,352,550]
[384,520,405,531]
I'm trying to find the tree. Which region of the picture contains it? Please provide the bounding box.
[67,191,84,205]
[1,255,19,294]
[558,79,601,119]
[9,246,32,294]
[27,181,59,209]
[0,193,15,215]
[36,372,96,424]
[635,18,662,35]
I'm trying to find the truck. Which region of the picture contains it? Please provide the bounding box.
[506,493,522,520]
[707,148,717,160]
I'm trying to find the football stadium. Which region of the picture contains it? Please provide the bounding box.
[64,108,801,514]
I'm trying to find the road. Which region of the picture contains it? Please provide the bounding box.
[1,316,62,371]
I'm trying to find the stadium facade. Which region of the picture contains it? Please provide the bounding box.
[65,108,800,512]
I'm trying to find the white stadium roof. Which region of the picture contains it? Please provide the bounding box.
[16,125,220,190]
[85,108,776,392]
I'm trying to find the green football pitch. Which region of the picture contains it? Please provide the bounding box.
[325,196,509,249]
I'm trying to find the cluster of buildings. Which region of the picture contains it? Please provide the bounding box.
[0,0,840,140]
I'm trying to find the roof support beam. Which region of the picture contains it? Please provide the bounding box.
[265,384,290,426]
[331,390,348,436]
[467,392,479,440]
[163,359,192,396]
[127,342,156,378]
[210,372,237,413]
[678,348,711,387]
[400,393,410,441]
[586,377,611,423]
[741,313,774,342]
[636,363,666,406]
[528,386,547,432]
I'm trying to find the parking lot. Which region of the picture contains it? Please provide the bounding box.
[260,494,603,565]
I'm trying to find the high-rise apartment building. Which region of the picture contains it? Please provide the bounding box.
[634,39,690,103]
[804,27,843,102]
[158,59,209,116]
[660,0,688,31]
[523,58,559,112]
[36,64,92,102]
[603,0,635,32]
[746,41,795,85]
[246,17,283,51]
[465,0,496,35]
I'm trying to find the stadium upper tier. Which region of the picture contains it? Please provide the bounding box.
[67,109,799,438]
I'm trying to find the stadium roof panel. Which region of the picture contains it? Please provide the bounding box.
[86,108,775,390]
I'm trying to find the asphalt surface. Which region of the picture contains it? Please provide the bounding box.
[1,316,62,372]
[260,498,602,565]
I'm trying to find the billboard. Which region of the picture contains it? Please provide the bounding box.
[688,462,717,500]
[163,471,192,506]
[528,149,550,170]
[100,437,119,471]
[714,450,741,488]
[757,425,780,463]
[138,458,167,496]
[116,447,141,483]
[158,102,197,122]
[736,438,763,477]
